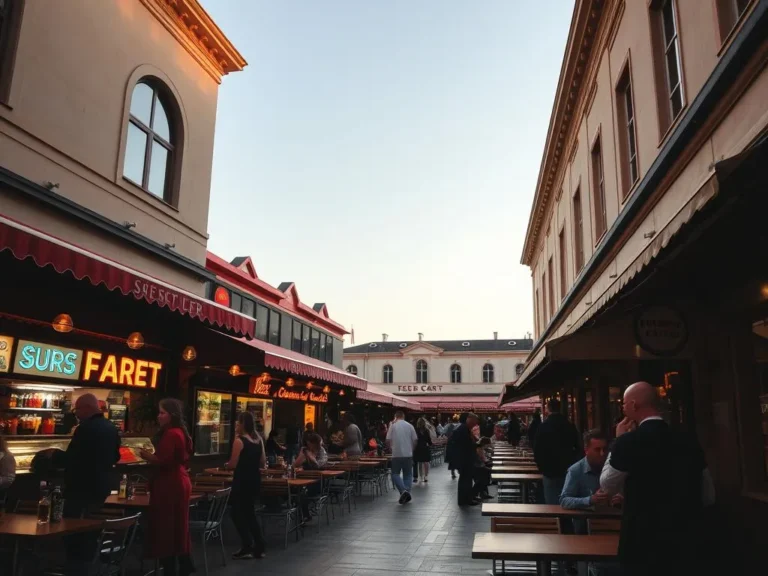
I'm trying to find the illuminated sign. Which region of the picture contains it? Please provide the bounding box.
[13,340,83,380]
[213,286,231,307]
[273,386,328,404]
[83,351,163,388]
[250,373,271,396]
[0,335,13,373]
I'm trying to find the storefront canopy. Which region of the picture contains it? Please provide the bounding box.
[357,385,421,410]
[228,335,368,390]
[0,214,255,338]
[405,396,504,413]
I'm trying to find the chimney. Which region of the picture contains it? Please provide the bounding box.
[418,332,424,341]
[493,331,498,340]
[382,333,388,342]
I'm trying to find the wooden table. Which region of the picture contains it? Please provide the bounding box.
[492,473,543,503]
[104,493,203,507]
[0,513,105,576]
[203,468,233,476]
[261,477,319,488]
[471,532,619,576]
[481,503,622,519]
[492,465,539,473]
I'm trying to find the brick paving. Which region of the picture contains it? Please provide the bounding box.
[207,467,495,576]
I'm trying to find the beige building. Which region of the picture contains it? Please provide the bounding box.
[0,0,245,292]
[505,0,768,568]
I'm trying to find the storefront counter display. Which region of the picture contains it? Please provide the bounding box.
[194,390,232,455]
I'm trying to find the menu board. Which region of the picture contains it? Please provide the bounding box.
[109,404,128,432]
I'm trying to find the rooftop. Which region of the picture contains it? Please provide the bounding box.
[344,338,533,354]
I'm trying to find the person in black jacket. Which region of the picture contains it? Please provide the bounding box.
[506,412,521,446]
[51,393,120,576]
[527,409,542,447]
[533,399,580,505]
[452,412,480,506]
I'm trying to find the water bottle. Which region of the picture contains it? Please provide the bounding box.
[118,474,128,499]
[51,486,64,523]
[37,481,51,525]
[286,464,292,479]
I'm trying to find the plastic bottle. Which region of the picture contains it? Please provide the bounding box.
[51,486,63,522]
[119,474,128,499]
[37,481,51,525]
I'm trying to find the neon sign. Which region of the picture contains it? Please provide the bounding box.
[83,351,163,388]
[13,340,83,380]
[273,387,328,404]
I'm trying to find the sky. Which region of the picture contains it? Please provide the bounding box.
[201,1,573,346]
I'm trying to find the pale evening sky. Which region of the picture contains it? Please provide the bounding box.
[201,1,573,346]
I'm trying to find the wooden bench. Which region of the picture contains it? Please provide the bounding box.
[489,516,561,575]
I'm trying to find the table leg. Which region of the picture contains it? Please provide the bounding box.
[522,481,528,504]
[11,540,18,576]
[537,558,552,576]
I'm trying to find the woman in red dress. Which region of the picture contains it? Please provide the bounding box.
[140,398,194,576]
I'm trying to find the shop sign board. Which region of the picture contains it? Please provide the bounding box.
[0,335,13,373]
[83,351,163,388]
[273,386,329,403]
[374,383,503,395]
[634,306,688,356]
[13,339,83,380]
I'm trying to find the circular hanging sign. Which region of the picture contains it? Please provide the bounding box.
[634,306,688,356]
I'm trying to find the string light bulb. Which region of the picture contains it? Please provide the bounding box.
[126,332,144,350]
[229,365,241,376]
[52,314,74,333]
[181,346,197,361]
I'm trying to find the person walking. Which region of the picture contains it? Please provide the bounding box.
[224,411,266,560]
[386,411,417,504]
[414,417,433,483]
[600,382,715,576]
[453,412,480,506]
[533,399,580,505]
[139,399,195,576]
[343,414,363,457]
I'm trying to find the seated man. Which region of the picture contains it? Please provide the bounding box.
[560,429,622,576]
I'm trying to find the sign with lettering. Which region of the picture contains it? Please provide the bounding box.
[250,374,272,396]
[374,383,503,395]
[273,386,329,403]
[83,351,163,388]
[13,340,83,380]
[132,278,204,319]
[0,335,13,373]
[634,306,688,356]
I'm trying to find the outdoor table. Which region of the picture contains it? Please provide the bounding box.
[491,473,543,503]
[0,513,104,576]
[492,465,539,473]
[104,493,203,507]
[202,468,233,476]
[471,532,619,576]
[481,503,621,519]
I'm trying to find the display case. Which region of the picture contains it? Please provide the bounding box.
[194,391,232,455]
[5,435,153,473]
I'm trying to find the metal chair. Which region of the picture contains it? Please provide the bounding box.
[328,464,357,516]
[256,480,302,549]
[189,487,230,576]
[296,471,331,532]
[92,513,141,576]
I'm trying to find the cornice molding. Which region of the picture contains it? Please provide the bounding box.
[139,0,246,84]
[521,0,616,266]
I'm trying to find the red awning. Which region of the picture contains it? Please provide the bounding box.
[228,335,367,390]
[0,214,255,338]
[405,396,503,412]
[358,385,421,410]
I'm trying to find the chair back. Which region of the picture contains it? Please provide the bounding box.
[93,513,141,576]
[260,479,295,508]
[587,518,621,535]
[297,471,330,496]
[490,516,561,534]
[203,487,231,527]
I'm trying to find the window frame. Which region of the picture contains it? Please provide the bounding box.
[292,320,303,353]
[615,56,639,199]
[542,272,548,325]
[558,226,567,301]
[482,363,495,384]
[591,133,607,242]
[715,0,752,49]
[650,0,686,139]
[572,186,585,273]
[416,360,429,384]
[383,364,394,384]
[548,257,556,320]
[0,0,24,105]
[123,80,178,205]
[450,363,462,384]
[347,364,358,376]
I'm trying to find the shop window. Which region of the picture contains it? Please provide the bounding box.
[236,396,273,440]
[585,390,594,429]
[716,0,752,44]
[231,293,242,313]
[450,363,462,384]
[292,320,302,352]
[255,304,269,342]
[383,364,393,384]
[194,391,232,456]
[416,359,428,384]
[325,335,334,363]
[483,363,495,383]
[268,309,280,345]
[301,324,310,356]
[241,298,254,318]
[650,0,685,136]
[123,79,180,204]
[310,329,320,359]
[0,0,24,105]
[347,364,358,375]
[319,332,326,360]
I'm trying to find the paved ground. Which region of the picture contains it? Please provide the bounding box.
[207,466,495,576]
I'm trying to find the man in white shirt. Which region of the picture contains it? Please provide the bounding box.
[386,410,418,504]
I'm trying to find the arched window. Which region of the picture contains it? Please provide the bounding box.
[515,363,525,376]
[382,364,393,384]
[123,80,177,203]
[346,364,358,375]
[416,360,428,384]
[450,363,462,383]
[482,363,495,383]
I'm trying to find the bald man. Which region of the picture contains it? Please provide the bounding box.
[600,382,715,576]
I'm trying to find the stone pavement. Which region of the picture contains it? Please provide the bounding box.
[208,468,495,576]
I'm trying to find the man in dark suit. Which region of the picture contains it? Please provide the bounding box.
[452,412,480,506]
[600,382,715,576]
[533,399,580,505]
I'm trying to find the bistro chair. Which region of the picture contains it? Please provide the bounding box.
[296,471,331,532]
[490,516,561,576]
[328,463,357,516]
[256,479,302,549]
[356,464,381,499]
[92,513,142,576]
[189,487,230,576]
